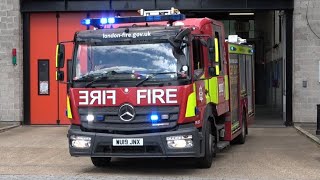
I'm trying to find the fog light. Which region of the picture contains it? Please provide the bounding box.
[166,135,193,149]
[161,114,169,120]
[86,114,94,122]
[70,135,91,149]
[96,115,104,121]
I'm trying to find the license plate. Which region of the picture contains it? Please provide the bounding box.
[112,138,143,146]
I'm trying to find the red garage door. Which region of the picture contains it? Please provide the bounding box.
[29,13,86,124]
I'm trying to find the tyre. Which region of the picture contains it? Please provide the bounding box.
[197,120,216,169]
[91,157,111,167]
[235,113,247,144]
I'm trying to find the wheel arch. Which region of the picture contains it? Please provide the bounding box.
[203,103,219,136]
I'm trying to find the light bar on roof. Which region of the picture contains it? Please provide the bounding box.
[80,14,186,28]
[139,7,180,16]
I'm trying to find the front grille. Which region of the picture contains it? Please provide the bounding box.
[79,106,179,115]
[95,144,162,154]
[79,106,179,132]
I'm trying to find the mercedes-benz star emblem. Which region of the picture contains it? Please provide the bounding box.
[118,103,135,122]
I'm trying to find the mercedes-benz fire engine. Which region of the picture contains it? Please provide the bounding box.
[55,8,255,168]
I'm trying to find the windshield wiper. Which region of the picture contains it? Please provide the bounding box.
[135,72,177,87]
[84,71,116,88]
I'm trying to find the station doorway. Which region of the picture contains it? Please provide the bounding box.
[184,10,292,127]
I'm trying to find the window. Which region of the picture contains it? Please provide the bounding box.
[38,59,49,95]
[73,41,189,81]
[192,39,204,78]
[239,55,247,95]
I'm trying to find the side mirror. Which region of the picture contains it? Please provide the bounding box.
[168,36,180,49]
[56,70,64,81]
[208,67,216,76]
[56,44,65,68]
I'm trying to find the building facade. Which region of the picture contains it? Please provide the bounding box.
[0,0,22,125]
[293,0,320,123]
[0,0,317,125]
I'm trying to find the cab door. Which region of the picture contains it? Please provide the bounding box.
[206,23,228,114]
[213,24,227,105]
[192,37,206,104]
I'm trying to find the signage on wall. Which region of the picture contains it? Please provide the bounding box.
[39,81,49,95]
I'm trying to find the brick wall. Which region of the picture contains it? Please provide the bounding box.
[0,0,22,124]
[293,0,320,123]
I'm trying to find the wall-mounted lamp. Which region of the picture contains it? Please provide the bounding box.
[12,48,17,65]
[229,13,255,16]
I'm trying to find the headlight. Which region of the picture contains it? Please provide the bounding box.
[70,135,91,149]
[166,135,193,149]
[86,114,94,121]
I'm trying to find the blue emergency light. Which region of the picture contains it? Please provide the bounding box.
[150,114,159,121]
[81,14,185,28]
[84,19,91,25]
[100,18,108,24]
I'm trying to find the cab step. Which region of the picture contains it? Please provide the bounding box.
[217,141,230,150]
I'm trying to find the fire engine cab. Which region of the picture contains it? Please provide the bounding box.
[55,8,255,168]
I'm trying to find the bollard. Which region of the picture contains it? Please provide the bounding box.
[317,104,320,135]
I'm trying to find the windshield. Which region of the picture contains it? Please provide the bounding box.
[73,41,189,81]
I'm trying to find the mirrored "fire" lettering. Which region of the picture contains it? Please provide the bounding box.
[79,90,116,105]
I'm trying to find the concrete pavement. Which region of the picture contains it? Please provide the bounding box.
[294,123,320,145]
[0,126,319,180]
[0,122,20,132]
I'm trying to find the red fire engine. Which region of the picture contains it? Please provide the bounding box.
[55,8,255,168]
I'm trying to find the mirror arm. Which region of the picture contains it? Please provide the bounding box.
[59,40,74,44]
[59,81,71,84]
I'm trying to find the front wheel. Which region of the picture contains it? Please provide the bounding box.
[197,120,216,168]
[91,157,111,167]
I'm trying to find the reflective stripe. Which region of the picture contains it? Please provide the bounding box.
[208,77,219,104]
[215,65,220,76]
[224,75,229,100]
[55,71,58,81]
[232,121,240,132]
[55,45,59,68]
[214,38,219,62]
[67,96,73,119]
[185,84,197,117]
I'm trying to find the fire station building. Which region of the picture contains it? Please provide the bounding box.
[0,0,317,126]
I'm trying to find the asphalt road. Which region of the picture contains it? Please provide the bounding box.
[0,126,319,180]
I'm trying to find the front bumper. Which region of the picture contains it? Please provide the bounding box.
[68,124,204,158]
